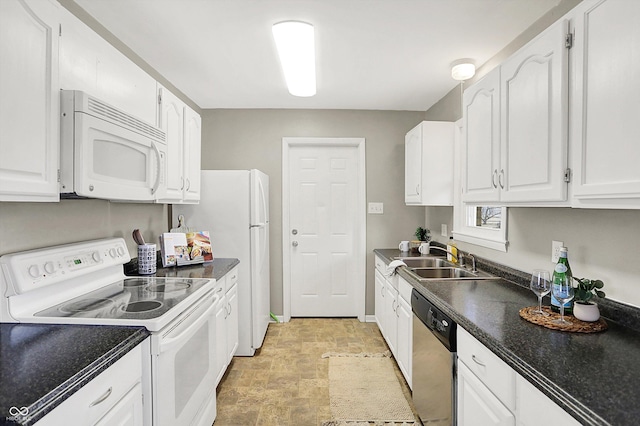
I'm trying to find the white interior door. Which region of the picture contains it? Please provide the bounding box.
[283,138,365,319]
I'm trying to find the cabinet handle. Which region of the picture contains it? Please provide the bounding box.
[472,354,486,367]
[499,169,505,189]
[89,387,112,407]
[185,178,190,191]
[492,170,498,188]
[416,184,420,195]
[180,177,185,190]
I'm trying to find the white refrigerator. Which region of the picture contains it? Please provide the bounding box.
[174,169,270,356]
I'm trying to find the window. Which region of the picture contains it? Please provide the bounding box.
[452,120,508,252]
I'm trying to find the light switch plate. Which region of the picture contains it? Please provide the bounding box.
[552,240,564,263]
[368,202,384,214]
[441,224,448,237]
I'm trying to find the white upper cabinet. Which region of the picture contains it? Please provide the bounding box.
[462,68,501,203]
[0,0,60,202]
[500,19,569,204]
[157,85,185,202]
[570,0,640,208]
[156,85,201,204]
[462,19,569,205]
[58,7,157,125]
[183,107,202,203]
[405,121,455,206]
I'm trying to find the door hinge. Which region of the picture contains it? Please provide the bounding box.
[59,24,62,37]
[57,169,61,183]
[565,32,573,49]
[564,168,571,183]
[158,93,162,105]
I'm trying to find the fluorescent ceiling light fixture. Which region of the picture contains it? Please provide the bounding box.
[272,21,316,97]
[451,59,476,81]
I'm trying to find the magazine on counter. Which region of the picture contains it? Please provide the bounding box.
[159,232,189,267]
[185,231,214,263]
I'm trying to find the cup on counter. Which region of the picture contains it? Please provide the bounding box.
[418,241,430,255]
[398,240,410,252]
[138,244,157,275]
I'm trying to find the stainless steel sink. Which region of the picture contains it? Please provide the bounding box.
[397,258,453,268]
[405,267,495,281]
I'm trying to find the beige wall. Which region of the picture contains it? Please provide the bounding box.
[422,0,640,309]
[201,109,426,315]
[0,200,168,260]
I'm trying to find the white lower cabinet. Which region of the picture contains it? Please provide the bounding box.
[36,342,145,426]
[457,327,580,426]
[214,266,240,386]
[395,278,413,389]
[374,255,412,389]
[458,362,515,426]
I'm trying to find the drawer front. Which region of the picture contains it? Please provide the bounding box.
[457,327,516,411]
[397,275,413,303]
[374,255,386,274]
[37,344,143,425]
[226,266,238,291]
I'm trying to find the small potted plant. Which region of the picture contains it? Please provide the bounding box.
[572,277,605,322]
[414,227,431,254]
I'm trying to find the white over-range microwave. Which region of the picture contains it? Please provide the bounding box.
[60,90,167,201]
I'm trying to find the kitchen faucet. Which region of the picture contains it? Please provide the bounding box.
[467,253,478,273]
[428,245,458,263]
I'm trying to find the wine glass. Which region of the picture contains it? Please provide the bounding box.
[552,275,574,325]
[530,270,551,315]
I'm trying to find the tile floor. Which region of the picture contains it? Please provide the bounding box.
[214,318,415,426]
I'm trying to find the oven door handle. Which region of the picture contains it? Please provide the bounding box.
[159,291,218,353]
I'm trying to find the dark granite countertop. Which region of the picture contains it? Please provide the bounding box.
[124,257,239,281]
[0,323,149,426]
[375,248,640,426]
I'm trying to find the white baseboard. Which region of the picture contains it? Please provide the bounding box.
[364,315,377,323]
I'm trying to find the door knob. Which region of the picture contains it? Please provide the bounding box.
[292,229,298,235]
[292,241,299,247]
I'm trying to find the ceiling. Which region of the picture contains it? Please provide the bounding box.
[73,0,562,111]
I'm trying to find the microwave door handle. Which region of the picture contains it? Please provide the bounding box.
[151,142,161,195]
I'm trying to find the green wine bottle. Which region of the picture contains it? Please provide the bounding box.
[551,247,573,313]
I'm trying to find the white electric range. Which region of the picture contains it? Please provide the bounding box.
[0,238,220,426]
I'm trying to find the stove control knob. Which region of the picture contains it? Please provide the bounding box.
[28,264,40,278]
[44,262,56,274]
[109,248,117,258]
[92,252,101,262]
[117,247,125,257]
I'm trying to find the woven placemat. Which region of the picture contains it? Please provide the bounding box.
[519,306,608,333]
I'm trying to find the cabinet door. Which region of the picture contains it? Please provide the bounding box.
[462,68,501,203]
[58,7,157,125]
[405,123,422,203]
[396,294,412,389]
[214,295,228,386]
[458,362,515,426]
[157,86,185,202]
[226,282,239,361]
[571,0,640,208]
[374,269,386,336]
[383,282,398,355]
[0,0,60,202]
[183,106,201,203]
[500,19,569,203]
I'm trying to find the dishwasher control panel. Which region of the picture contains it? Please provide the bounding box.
[411,288,457,351]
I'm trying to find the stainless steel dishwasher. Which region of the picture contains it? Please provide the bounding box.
[411,288,457,425]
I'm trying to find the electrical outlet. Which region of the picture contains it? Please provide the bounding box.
[441,224,448,237]
[367,202,384,214]
[552,240,564,263]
